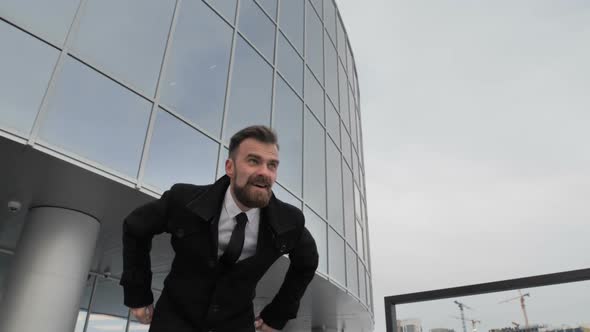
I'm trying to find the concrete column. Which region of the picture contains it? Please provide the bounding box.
[0,206,100,332]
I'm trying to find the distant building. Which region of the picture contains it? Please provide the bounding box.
[398,319,424,332]
[430,328,456,332]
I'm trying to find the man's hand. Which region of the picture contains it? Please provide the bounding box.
[130,304,154,324]
[255,316,275,331]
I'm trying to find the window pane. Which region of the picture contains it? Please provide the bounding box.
[338,61,349,125]
[324,32,338,108]
[277,33,303,95]
[88,278,127,319]
[366,270,371,308]
[356,221,364,259]
[304,67,324,123]
[305,4,323,84]
[0,21,59,136]
[274,77,303,195]
[353,151,360,186]
[309,0,322,18]
[74,311,87,332]
[224,36,273,142]
[328,227,345,286]
[204,0,237,24]
[273,183,302,209]
[325,100,340,147]
[345,244,358,296]
[143,109,218,191]
[71,0,175,96]
[341,124,352,166]
[323,0,336,44]
[337,16,346,63]
[304,110,326,218]
[238,0,275,63]
[0,0,79,46]
[217,147,229,180]
[304,207,327,274]
[350,98,359,149]
[346,42,354,84]
[160,0,233,138]
[279,0,303,53]
[342,165,355,246]
[256,0,277,20]
[39,57,151,177]
[86,314,126,332]
[359,261,367,305]
[326,138,343,234]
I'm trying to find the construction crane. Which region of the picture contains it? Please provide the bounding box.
[450,315,481,332]
[454,300,473,332]
[499,290,530,328]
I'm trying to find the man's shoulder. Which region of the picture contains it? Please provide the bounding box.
[167,183,212,203]
[272,195,305,227]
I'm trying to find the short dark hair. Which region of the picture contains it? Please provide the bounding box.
[228,125,279,158]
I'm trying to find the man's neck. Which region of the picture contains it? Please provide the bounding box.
[229,186,251,212]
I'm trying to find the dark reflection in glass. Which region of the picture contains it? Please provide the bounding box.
[274,77,303,195]
[224,36,273,142]
[325,100,340,147]
[71,0,175,96]
[341,124,352,165]
[279,0,304,53]
[342,166,355,246]
[39,57,150,177]
[324,32,338,108]
[304,207,327,274]
[305,66,324,123]
[337,16,346,63]
[0,21,59,136]
[359,262,367,304]
[143,109,218,191]
[238,0,275,63]
[204,0,237,24]
[256,0,277,20]
[326,138,344,234]
[310,0,323,18]
[328,227,345,286]
[273,183,302,209]
[0,0,79,46]
[345,244,358,296]
[0,252,13,293]
[323,0,336,44]
[277,33,303,95]
[304,110,326,218]
[305,4,323,84]
[160,0,232,139]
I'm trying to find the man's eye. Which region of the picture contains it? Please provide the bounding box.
[248,159,258,164]
[268,163,277,170]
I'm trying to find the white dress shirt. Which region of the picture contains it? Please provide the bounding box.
[217,187,260,261]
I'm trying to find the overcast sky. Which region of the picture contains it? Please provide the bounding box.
[335,1,590,331]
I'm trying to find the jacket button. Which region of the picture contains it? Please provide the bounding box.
[280,244,287,253]
[175,228,185,238]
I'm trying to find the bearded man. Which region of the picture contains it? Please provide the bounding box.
[120,125,319,332]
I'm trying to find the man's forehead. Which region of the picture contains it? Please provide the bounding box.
[238,139,279,156]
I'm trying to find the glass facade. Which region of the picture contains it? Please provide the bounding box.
[0,0,372,327]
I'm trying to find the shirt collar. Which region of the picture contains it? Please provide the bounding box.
[224,187,260,222]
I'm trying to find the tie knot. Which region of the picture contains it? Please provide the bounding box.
[235,212,248,226]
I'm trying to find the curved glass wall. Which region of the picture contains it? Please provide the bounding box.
[0,0,371,319]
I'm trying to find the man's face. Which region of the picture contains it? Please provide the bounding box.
[225,138,279,209]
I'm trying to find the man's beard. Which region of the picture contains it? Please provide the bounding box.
[232,174,273,208]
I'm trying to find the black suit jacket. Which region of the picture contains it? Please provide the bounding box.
[120,175,319,331]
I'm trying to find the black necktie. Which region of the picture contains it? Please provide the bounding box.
[220,212,248,266]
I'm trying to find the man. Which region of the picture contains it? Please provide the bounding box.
[120,126,319,332]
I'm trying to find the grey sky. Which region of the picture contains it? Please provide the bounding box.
[335,1,590,331]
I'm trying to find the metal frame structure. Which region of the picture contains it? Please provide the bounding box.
[384,268,590,332]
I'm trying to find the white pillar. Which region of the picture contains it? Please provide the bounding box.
[0,207,100,332]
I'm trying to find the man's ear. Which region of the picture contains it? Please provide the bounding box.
[225,158,234,178]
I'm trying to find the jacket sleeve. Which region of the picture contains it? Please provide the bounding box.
[260,226,319,330]
[119,187,173,308]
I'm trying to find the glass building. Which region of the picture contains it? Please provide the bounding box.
[0,0,372,331]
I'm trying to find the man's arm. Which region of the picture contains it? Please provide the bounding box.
[259,227,319,330]
[119,187,173,309]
